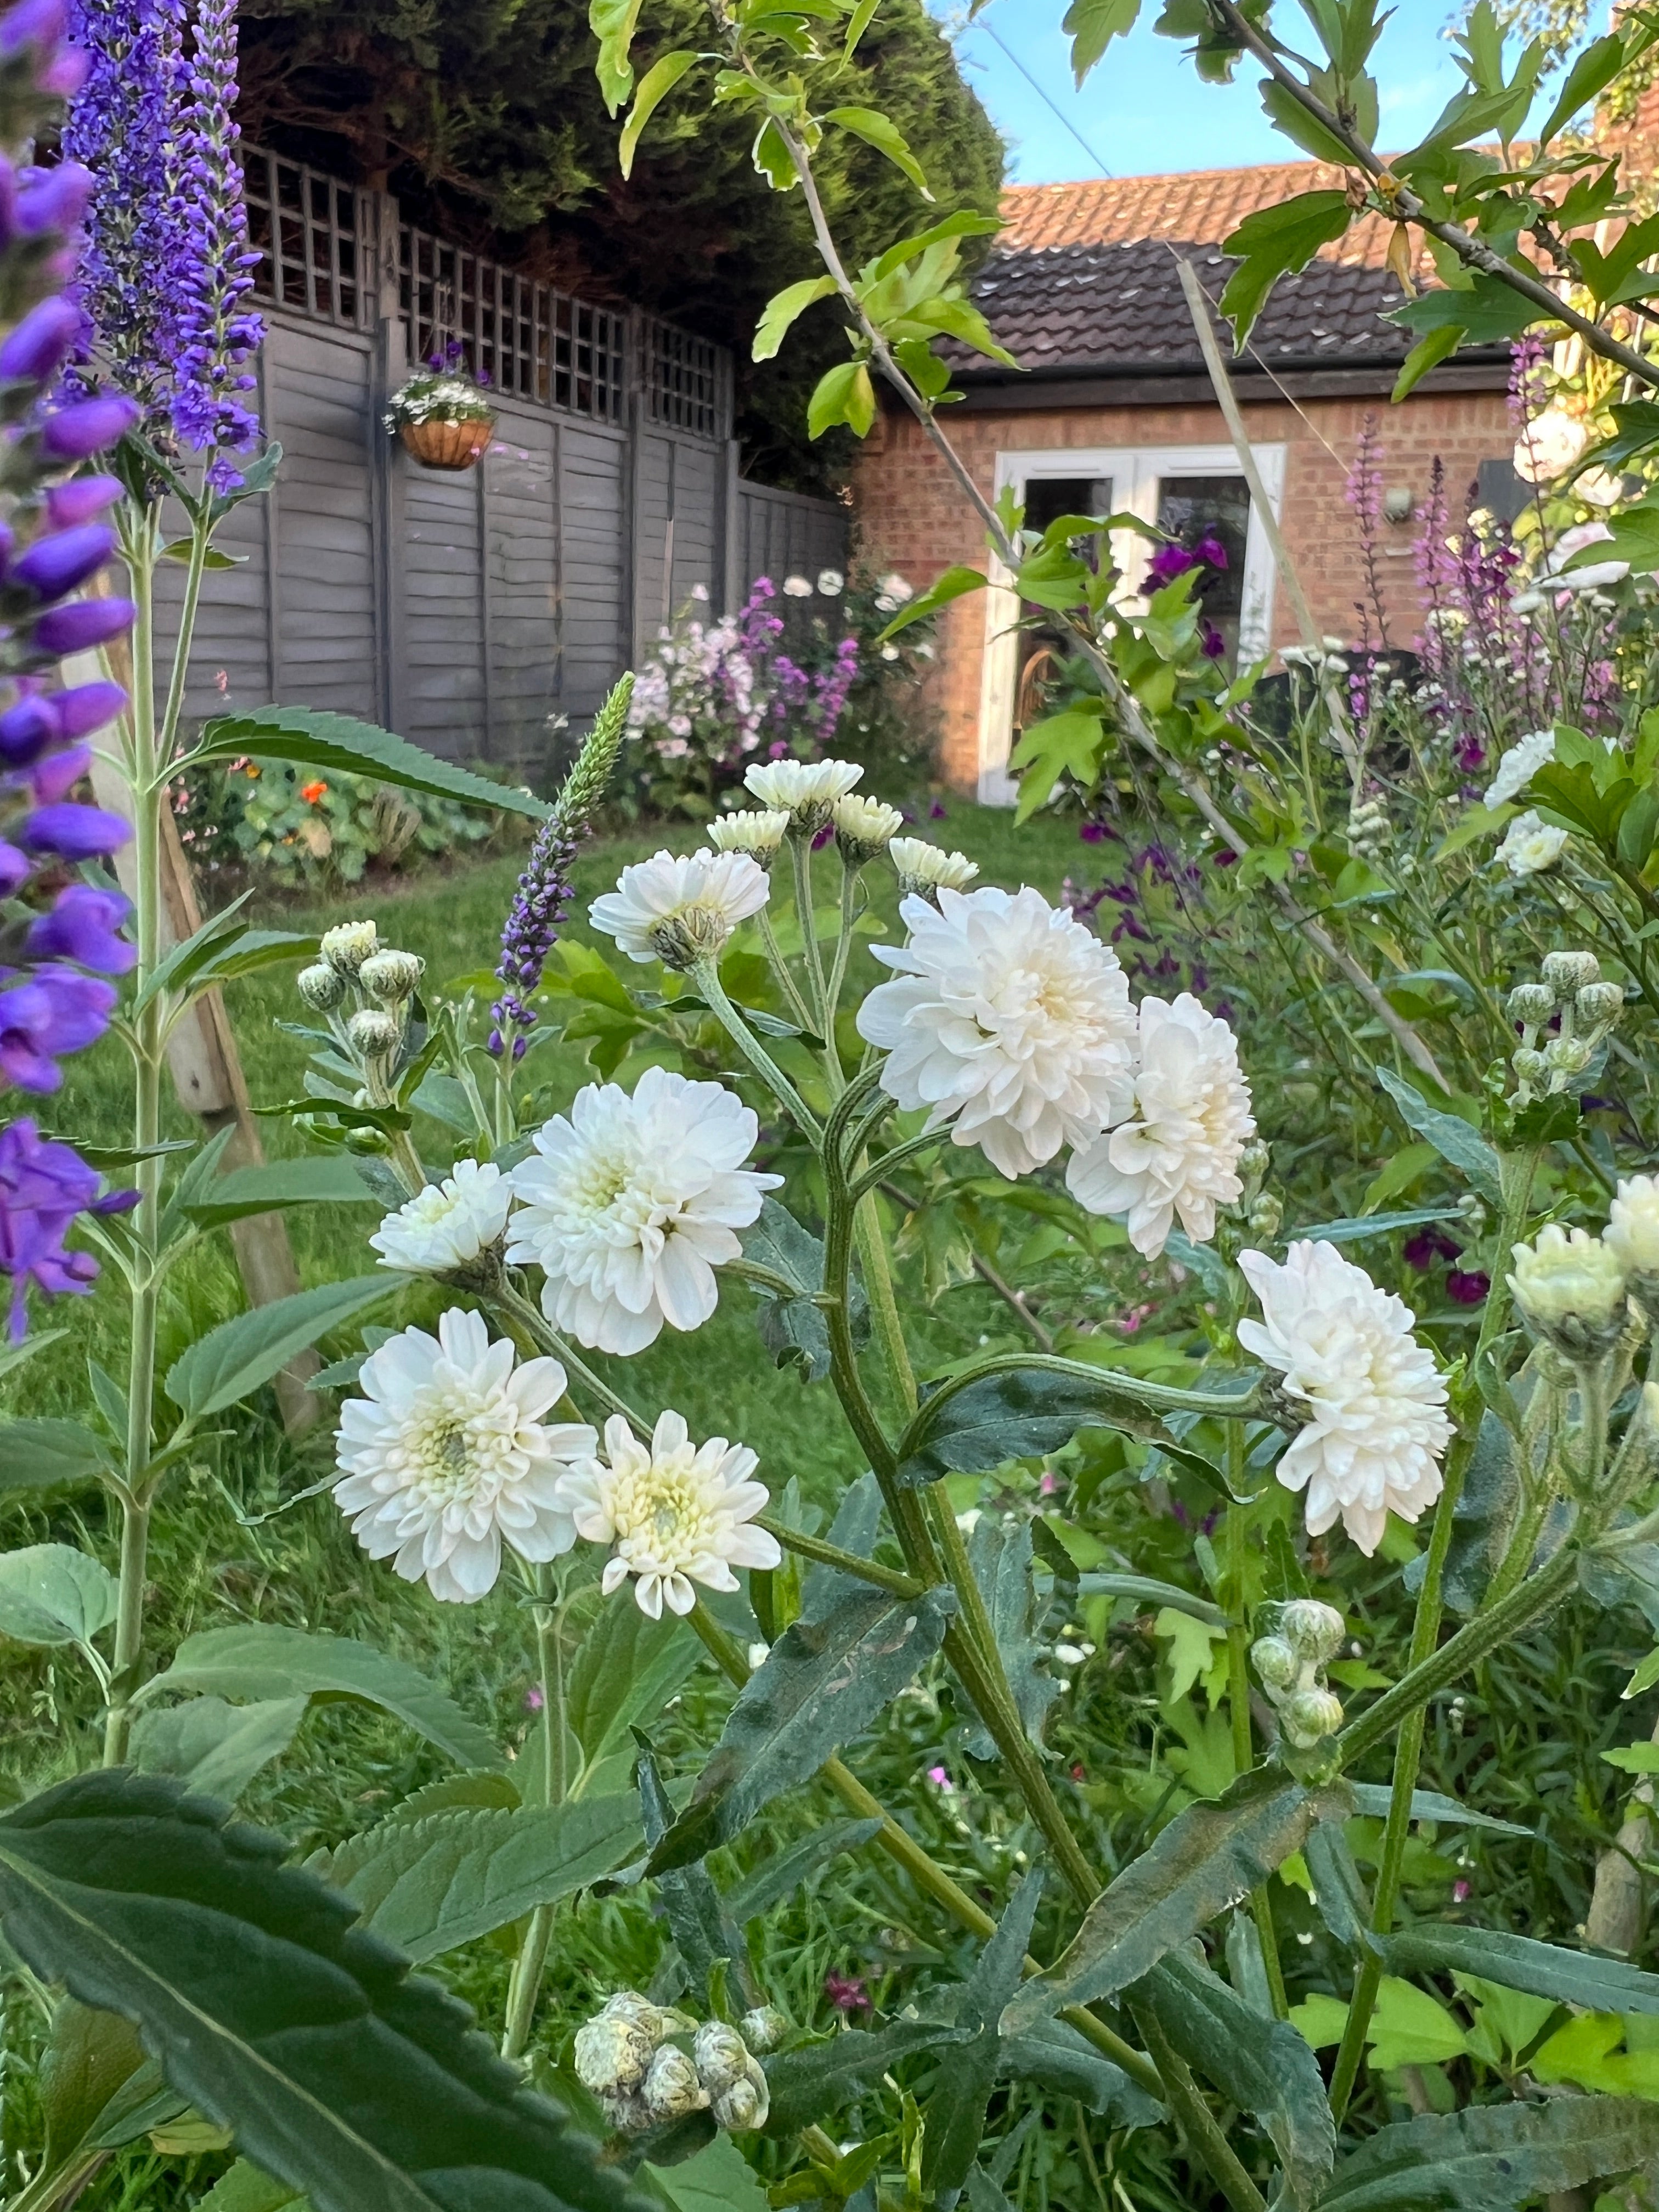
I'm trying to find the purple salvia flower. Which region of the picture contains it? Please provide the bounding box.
[0,1115,123,1338]
[25,882,134,971]
[489,815,579,1059]
[0,967,118,1090]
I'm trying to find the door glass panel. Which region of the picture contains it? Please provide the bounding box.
[1155,472,1251,658]
[1014,476,1113,741]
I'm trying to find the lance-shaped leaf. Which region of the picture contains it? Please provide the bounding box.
[165,1275,394,1423]
[130,1696,308,1803]
[1002,1769,1339,2030]
[644,2137,768,2212]
[637,1741,738,1998]
[1383,1922,1659,2015]
[741,1199,854,1383]
[39,1997,183,2194]
[960,1517,1057,1758]
[646,1587,956,1874]
[922,1871,1043,2196]
[799,1472,885,1624]
[181,1158,379,1231]
[875,563,985,642]
[1136,1949,1334,2209]
[1373,1068,1503,1204]
[1314,2094,1659,2209]
[150,1622,503,1771]
[323,1793,641,1962]
[1217,191,1351,345]
[1346,1783,1530,1837]
[723,1816,883,1925]
[996,2018,1160,2123]
[761,2018,968,2138]
[193,705,549,820]
[0,1772,650,2212]
[753,276,838,363]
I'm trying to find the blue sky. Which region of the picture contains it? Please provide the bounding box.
[931,0,1534,182]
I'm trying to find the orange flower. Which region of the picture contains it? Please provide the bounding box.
[300,780,328,804]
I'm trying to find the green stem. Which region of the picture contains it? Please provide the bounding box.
[501,1576,566,2062]
[684,1603,1164,2103]
[757,1514,923,1599]
[104,509,163,1770]
[490,1280,647,1429]
[693,956,823,1140]
[757,900,816,1036]
[1223,1480,1287,2017]
[788,832,830,1035]
[156,504,211,761]
[822,862,859,1065]
[1131,2001,1267,2212]
[853,1193,918,1412]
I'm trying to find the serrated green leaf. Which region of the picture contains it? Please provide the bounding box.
[896,1358,1246,1486]
[0,1544,116,1647]
[1217,190,1350,345]
[129,1697,308,1803]
[1259,78,1357,162]
[1003,1771,1340,2030]
[0,1418,111,1496]
[1313,2094,1659,2208]
[40,1998,178,2186]
[922,1871,1043,2194]
[800,1473,885,1623]
[647,1588,956,1873]
[1063,0,1141,78]
[0,1770,650,2212]
[566,1601,697,1793]
[1137,1948,1334,2208]
[961,1519,1057,1758]
[876,562,984,642]
[644,2136,768,2212]
[1372,1069,1502,1204]
[740,1198,865,1382]
[723,1816,883,1923]
[1382,1921,1659,2015]
[165,1275,394,1421]
[151,1622,503,1771]
[995,2017,1160,2122]
[761,2018,967,2138]
[1345,1784,1530,1837]
[636,1741,735,1996]
[325,1795,641,1961]
[192,706,548,820]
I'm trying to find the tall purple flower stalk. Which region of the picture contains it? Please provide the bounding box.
[63,0,262,481]
[1345,413,1391,647]
[490,815,578,1060]
[0,0,141,1334]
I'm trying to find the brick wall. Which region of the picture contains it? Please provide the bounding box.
[852,386,1514,789]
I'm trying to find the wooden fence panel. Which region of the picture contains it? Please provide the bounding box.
[560,421,629,725]
[738,480,849,591]
[482,403,560,772]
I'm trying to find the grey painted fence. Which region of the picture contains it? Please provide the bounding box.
[154,150,848,785]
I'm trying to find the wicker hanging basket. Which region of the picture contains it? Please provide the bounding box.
[399,414,494,471]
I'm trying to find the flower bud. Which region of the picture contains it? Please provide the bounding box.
[889,836,979,901]
[1608,1177,1659,1294]
[832,793,904,865]
[1542,950,1601,997]
[711,2061,769,2133]
[358,948,425,1003]
[650,907,735,972]
[739,2005,788,2054]
[574,2010,653,2100]
[1279,1686,1344,1750]
[707,809,790,865]
[1250,1635,1297,1691]
[1509,1223,1629,1358]
[38,393,140,461]
[320,919,379,977]
[1247,1190,1284,1240]
[347,1008,399,1058]
[1511,1046,1548,1088]
[296,962,346,1012]
[1576,981,1624,1029]
[692,2021,752,2097]
[1279,1599,1346,1664]
[14,521,117,602]
[1506,983,1555,1027]
[1543,1034,1593,1077]
[0,295,79,385]
[641,2045,709,2125]
[32,596,134,654]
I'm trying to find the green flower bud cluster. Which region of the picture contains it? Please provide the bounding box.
[573,1992,775,2137]
[1346,795,1391,862]
[297,919,426,1107]
[1508,951,1624,1106]
[1251,1599,1346,1751]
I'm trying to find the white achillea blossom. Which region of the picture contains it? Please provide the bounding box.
[1498,810,1569,877]
[1238,1242,1451,1556]
[1609,1175,1659,1276]
[556,1409,781,1618]
[707,809,790,860]
[1486,729,1554,809]
[333,1308,594,1602]
[743,757,864,822]
[506,1068,780,1355]
[589,847,770,967]
[889,838,979,896]
[369,1159,511,1274]
[1066,994,1255,1257]
[857,884,1137,1178]
[1513,407,1588,485]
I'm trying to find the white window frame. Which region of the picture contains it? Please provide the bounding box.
[975,441,1286,804]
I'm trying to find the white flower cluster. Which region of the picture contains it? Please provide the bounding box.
[1485,728,1554,809]
[855,882,1256,1256]
[574,1996,771,2135]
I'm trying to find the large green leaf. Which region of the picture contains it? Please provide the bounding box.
[0,1418,112,1496]
[325,1795,641,1962]
[1003,1771,1339,2029]
[1383,1922,1659,2014]
[182,1159,379,1231]
[723,1816,883,1924]
[39,1998,183,2187]
[646,1587,956,1874]
[799,1472,884,1624]
[150,1623,503,1771]
[0,1770,650,2212]
[922,1871,1043,2196]
[129,1696,309,1803]
[193,706,549,821]
[643,2136,767,2212]
[898,1361,1209,1485]
[199,2161,309,2212]
[1137,1949,1334,2209]
[565,1599,697,1795]
[165,1276,394,1421]
[761,2018,967,2138]
[1217,191,1351,345]
[1373,1070,1503,1205]
[1314,2095,1659,2208]
[0,1544,117,1648]
[1064,0,1141,78]
[637,1741,736,1997]
[740,1199,865,1383]
[996,2019,1159,2123]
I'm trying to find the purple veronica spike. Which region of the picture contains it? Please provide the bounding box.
[14,518,116,597]
[489,815,579,1059]
[0,295,81,382]
[45,472,122,527]
[0,1116,111,1338]
[28,742,92,802]
[40,391,139,458]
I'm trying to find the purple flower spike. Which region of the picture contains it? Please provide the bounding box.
[46,474,122,529]
[15,160,92,236]
[0,842,29,895]
[25,883,134,972]
[0,968,117,1091]
[0,1118,109,1338]
[14,520,117,601]
[49,678,125,738]
[0,0,71,56]
[29,742,93,800]
[490,815,578,1058]
[0,295,81,383]
[31,595,134,653]
[40,393,139,460]
[19,799,127,857]
[0,693,58,764]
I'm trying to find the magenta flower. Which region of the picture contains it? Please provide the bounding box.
[1446,1268,1491,1306]
[1147,542,1199,586]
[823,1971,870,2016]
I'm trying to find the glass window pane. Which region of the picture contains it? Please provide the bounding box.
[1154,473,1250,620]
[1013,475,1114,737]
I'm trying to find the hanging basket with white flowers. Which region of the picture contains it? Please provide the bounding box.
[385,353,496,471]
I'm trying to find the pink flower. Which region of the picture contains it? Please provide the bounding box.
[927,1764,953,1791]
[825,1972,870,2015]
[1452,1879,1471,1903]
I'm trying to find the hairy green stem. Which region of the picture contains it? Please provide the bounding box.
[1223,1481,1286,2016]
[757,1514,923,1599]
[787,830,830,1035]
[491,1279,646,1429]
[823,861,859,1046]
[1131,2001,1266,2212]
[502,1576,566,2061]
[693,955,823,1139]
[757,900,816,1036]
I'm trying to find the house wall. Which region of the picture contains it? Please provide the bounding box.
[852,383,1514,791]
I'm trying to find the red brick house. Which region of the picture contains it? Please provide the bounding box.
[853,164,1519,797]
